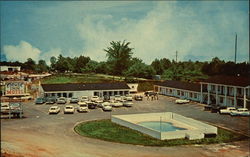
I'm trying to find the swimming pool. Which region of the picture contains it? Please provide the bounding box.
[138,121,187,132]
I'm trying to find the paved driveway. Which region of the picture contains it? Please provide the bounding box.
[1,95,249,157]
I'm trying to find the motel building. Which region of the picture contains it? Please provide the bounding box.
[41,82,131,99]
[200,76,250,108]
[154,76,250,109]
[154,80,201,102]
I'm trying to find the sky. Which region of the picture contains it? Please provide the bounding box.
[0,1,249,65]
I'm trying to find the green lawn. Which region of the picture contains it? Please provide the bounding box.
[74,119,247,146]
[41,73,147,84]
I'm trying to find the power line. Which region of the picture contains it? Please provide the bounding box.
[175,51,178,62]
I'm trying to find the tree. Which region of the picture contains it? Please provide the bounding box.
[50,56,57,71]
[23,58,36,71]
[151,59,163,75]
[36,60,48,73]
[82,60,98,73]
[104,40,133,75]
[75,55,90,73]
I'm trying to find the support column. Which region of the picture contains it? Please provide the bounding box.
[243,88,246,108]
[224,85,227,106]
[215,85,218,105]
[208,84,210,105]
[234,87,237,107]
[200,83,203,103]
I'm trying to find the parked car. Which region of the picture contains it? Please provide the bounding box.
[35,97,46,104]
[70,97,79,103]
[81,96,89,102]
[21,94,33,100]
[57,97,67,104]
[219,107,237,114]
[9,102,23,116]
[96,100,104,108]
[77,103,89,113]
[48,106,60,114]
[87,101,97,109]
[211,105,226,113]
[123,101,133,107]
[46,97,57,104]
[125,95,133,101]
[102,102,112,111]
[64,105,75,114]
[78,99,87,105]
[90,96,99,102]
[114,95,122,102]
[1,102,10,114]
[134,95,143,101]
[175,99,190,104]
[230,108,250,116]
[111,100,123,107]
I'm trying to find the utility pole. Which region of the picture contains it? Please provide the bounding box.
[175,51,178,63]
[234,33,237,63]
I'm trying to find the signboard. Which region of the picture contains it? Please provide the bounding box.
[5,81,26,96]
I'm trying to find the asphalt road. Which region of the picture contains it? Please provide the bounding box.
[1,95,250,157]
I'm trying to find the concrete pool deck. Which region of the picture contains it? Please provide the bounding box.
[112,112,218,140]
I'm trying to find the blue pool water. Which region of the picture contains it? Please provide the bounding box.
[138,121,187,132]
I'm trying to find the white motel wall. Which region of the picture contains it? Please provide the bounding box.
[112,112,217,140]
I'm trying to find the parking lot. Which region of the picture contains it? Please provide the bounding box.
[1,94,250,157]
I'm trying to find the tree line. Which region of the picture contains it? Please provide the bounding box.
[1,40,249,81]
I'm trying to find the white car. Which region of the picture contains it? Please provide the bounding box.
[175,99,190,104]
[1,102,10,114]
[102,102,112,111]
[77,104,89,113]
[90,96,99,102]
[81,96,89,102]
[57,97,67,104]
[112,101,123,107]
[219,107,237,114]
[64,105,75,114]
[125,95,133,101]
[230,108,250,116]
[78,99,87,106]
[123,101,133,107]
[114,95,122,102]
[49,106,60,114]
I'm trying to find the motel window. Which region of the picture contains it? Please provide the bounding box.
[94,92,99,96]
[63,93,67,97]
[189,93,193,98]
[169,89,172,93]
[119,91,123,95]
[114,91,118,95]
[109,91,112,96]
[125,91,129,95]
[220,97,224,103]
[51,93,55,96]
[57,93,61,97]
[181,91,184,96]
[194,93,197,98]
[177,90,180,95]
[68,93,73,98]
[103,91,107,96]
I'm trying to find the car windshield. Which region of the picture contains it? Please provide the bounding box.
[66,107,73,109]
[37,98,43,100]
[50,108,56,110]
[80,104,87,107]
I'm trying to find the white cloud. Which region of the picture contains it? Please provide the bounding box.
[40,48,62,65]
[77,1,249,63]
[3,41,41,62]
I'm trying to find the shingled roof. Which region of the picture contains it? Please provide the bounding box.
[201,75,250,87]
[41,82,130,92]
[155,80,200,92]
